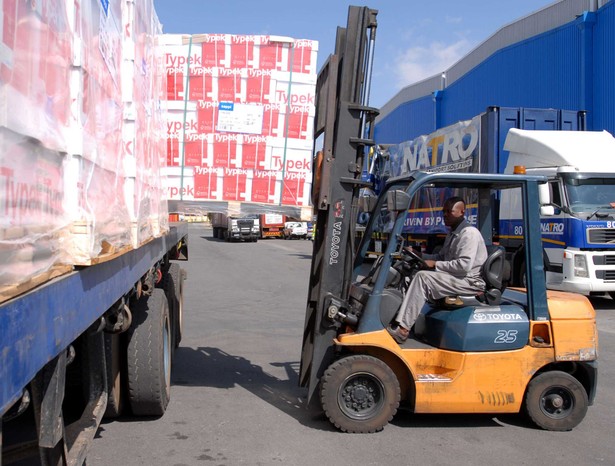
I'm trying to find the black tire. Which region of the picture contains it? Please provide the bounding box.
[159,263,184,349]
[517,259,527,288]
[126,289,172,416]
[103,333,124,418]
[320,355,400,433]
[524,371,588,431]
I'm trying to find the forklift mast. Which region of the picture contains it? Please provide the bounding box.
[300,6,379,402]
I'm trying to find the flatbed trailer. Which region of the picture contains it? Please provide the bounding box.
[1,223,188,465]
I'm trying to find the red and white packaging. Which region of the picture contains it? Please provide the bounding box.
[161,33,318,214]
[0,0,72,152]
[1,0,169,295]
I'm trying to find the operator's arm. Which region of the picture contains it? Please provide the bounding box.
[433,227,483,278]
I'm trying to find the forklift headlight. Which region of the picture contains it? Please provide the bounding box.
[573,255,589,278]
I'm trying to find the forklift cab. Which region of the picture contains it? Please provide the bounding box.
[350,173,534,352]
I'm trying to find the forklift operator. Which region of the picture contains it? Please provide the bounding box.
[387,196,488,344]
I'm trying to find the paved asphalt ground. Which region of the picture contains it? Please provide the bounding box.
[89,224,615,466]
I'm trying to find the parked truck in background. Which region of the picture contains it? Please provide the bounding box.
[363,106,615,295]
[260,213,287,238]
[210,213,260,242]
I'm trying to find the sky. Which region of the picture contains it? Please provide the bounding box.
[153,0,554,108]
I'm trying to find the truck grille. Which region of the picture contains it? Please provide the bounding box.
[237,219,254,229]
[597,270,615,280]
[587,228,615,244]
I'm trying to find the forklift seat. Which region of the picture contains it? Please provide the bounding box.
[442,245,510,307]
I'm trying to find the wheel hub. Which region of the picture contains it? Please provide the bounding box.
[343,381,375,409]
[541,387,572,418]
[546,394,564,409]
[339,375,381,416]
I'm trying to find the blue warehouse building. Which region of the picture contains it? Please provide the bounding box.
[374,0,615,144]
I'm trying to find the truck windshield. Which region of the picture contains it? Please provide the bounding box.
[564,177,615,213]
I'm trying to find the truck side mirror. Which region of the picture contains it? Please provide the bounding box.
[538,183,554,216]
[386,190,411,212]
[538,182,551,205]
[540,205,555,216]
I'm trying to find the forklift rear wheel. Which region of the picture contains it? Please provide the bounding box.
[524,371,588,431]
[320,355,400,433]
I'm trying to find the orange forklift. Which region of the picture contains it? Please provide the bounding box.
[300,6,598,433]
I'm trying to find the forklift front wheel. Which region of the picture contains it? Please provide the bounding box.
[524,371,588,431]
[320,355,401,433]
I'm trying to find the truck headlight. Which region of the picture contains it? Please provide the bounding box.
[574,255,589,278]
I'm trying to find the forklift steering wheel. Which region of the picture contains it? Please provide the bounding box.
[402,248,428,269]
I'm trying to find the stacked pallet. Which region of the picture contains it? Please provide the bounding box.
[160,33,318,215]
[0,0,168,300]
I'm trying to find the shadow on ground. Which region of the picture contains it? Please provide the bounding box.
[170,346,331,430]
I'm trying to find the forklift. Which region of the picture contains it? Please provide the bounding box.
[300,6,598,433]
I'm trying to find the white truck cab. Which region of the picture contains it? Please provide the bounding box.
[502,129,615,297]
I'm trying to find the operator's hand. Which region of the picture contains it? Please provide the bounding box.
[424,259,436,269]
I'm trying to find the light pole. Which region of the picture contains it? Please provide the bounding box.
[270,36,295,206]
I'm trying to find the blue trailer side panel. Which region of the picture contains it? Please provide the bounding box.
[0,225,187,415]
[481,107,585,174]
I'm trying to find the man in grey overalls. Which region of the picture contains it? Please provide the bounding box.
[387,196,488,343]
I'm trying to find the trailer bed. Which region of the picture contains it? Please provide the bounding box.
[0,224,188,415]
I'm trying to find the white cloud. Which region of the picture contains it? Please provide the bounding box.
[395,38,474,88]
[445,16,463,24]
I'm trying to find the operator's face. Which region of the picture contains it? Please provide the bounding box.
[443,201,465,229]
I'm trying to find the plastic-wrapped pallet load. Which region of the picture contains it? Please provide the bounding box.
[0,0,168,300]
[161,33,318,220]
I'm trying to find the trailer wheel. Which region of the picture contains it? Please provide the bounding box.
[159,263,184,349]
[103,333,124,418]
[320,355,400,433]
[524,371,588,431]
[126,289,172,416]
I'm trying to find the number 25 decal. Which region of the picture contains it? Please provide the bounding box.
[495,330,518,344]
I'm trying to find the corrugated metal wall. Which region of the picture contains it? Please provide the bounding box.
[593,2,615,132]
[441,22,584,127]
[374,95,435,144]
[375,0,614,144]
